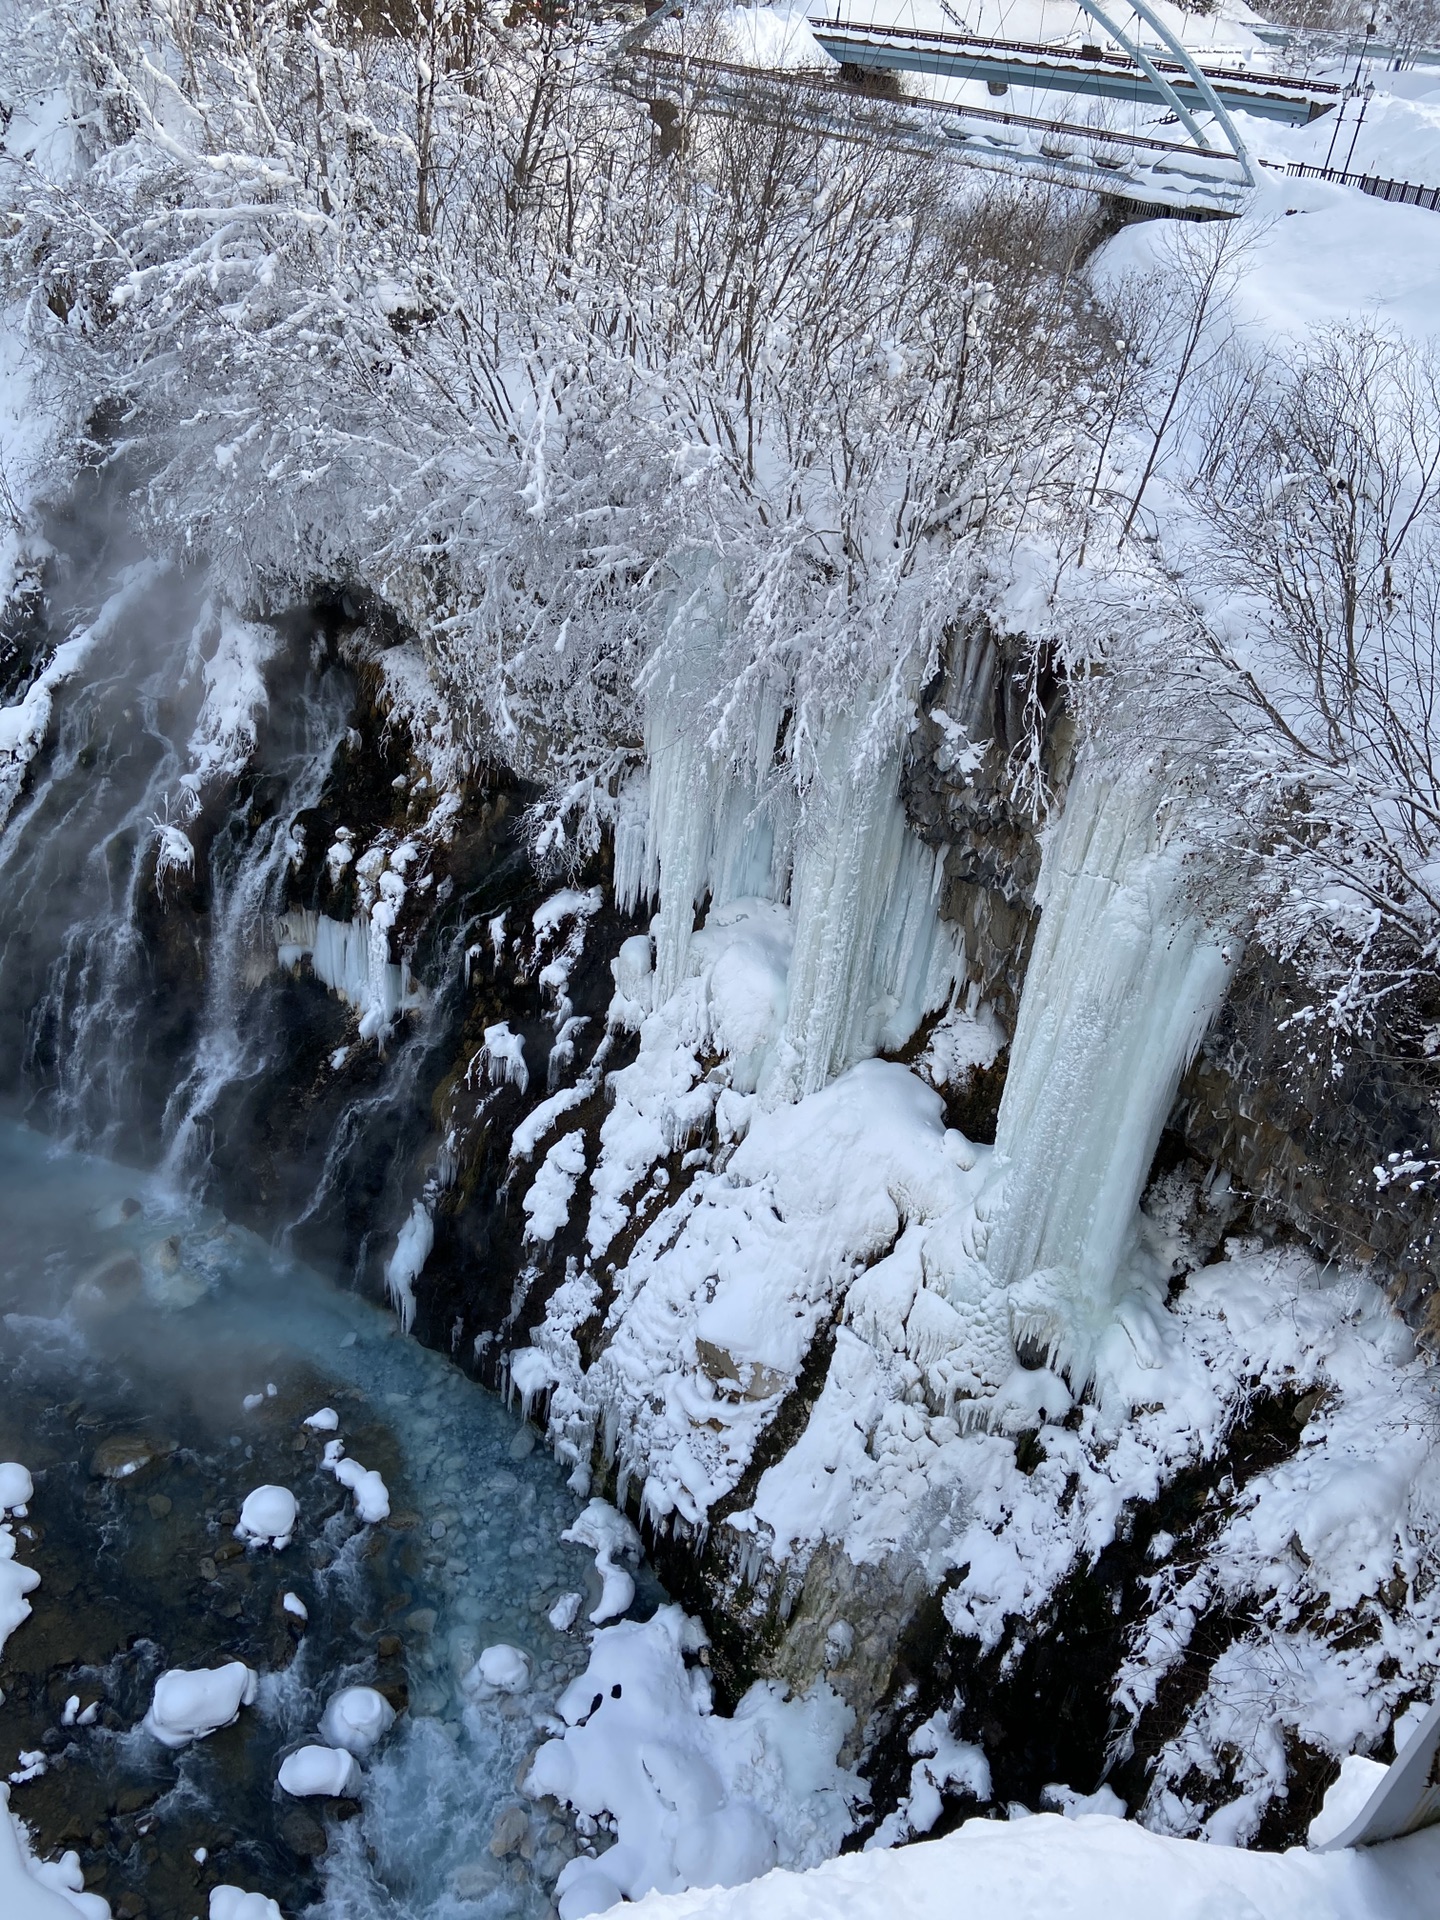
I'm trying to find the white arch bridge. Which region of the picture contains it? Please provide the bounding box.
[621,0,1342,214]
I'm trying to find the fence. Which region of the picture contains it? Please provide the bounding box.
[1266,157,1440,211]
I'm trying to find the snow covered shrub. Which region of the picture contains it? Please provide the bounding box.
[1,0,1120,850]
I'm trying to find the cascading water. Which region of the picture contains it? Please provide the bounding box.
[984,755,1236,1383]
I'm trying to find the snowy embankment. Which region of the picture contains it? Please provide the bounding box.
[619,1806,1440,1920]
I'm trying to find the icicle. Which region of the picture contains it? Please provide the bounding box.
[766,702,963,1103]
[986,756,1236,1384]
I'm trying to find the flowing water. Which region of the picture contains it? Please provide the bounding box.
[0,1118,659,1919]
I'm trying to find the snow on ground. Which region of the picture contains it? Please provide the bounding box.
[525,1604,864,1920]
[617,1806,1440,1920]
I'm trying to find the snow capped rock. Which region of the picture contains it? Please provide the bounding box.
[142,1663,257,1748]
[466,1645,532,1695]
[235,1485,297,1549]
[0,1464,32,1514]
[318,1685,396,1758]
[209,1889,283,1920]
[277,1745,362,1798]
[302,1408,339,1432]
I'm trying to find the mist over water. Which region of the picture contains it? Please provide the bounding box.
[0,1116,633,1917]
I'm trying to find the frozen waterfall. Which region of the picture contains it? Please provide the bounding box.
[622,574,963,1101]
[985,758,1235,1383]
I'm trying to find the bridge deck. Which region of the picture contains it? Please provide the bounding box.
[807,16,1339,124]
[626,47,1250,212]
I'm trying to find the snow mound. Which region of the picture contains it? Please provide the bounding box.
[142,1662,257,1747]
[278,1745,361,1798]
[235,1485,297,1549]
[318,1685,396,1758]
[525,1605,863,1918]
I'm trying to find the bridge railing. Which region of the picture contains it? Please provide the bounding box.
[1264,158,1440,212]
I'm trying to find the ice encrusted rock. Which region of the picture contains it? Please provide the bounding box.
[318,1685,396,1757]
[142,1662,257,1748]
[278,1745,362,1798]
[466,1645,532,1695]
[235,1485,297,1549]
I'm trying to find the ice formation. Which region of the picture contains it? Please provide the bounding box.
[318,1685,396,1758]
[984,757,1235,1385]
[278,1745,362,1798]
[142,1663,258,1747]
[623,603,962,1104]
[383,1199,434,1334]
[525,1606,862,1920]
[235,1485,297,1549]
[276,909,424,1045]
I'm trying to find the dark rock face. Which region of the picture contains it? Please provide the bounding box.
[1174,951,1440,1343]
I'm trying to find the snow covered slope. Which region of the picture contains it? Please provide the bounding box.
[619,1810,1440,1920]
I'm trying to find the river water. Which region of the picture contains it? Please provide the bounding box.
[0,1118,651,1920]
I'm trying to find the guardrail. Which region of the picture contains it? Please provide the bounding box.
[1266,157,1440,211]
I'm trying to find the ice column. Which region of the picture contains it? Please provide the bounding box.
[769,706,962,1102]
[986,757,1234,1380]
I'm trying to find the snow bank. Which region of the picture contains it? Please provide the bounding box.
[318,1685,396,1757]
[142,1662,257,1747]
[236,1485,297,1549]
[278,1745,361,1798]
[619,1808,1440,1920]
[0,1786,110,1920]
[525,1606,863,1919]
[710,5,830,70]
